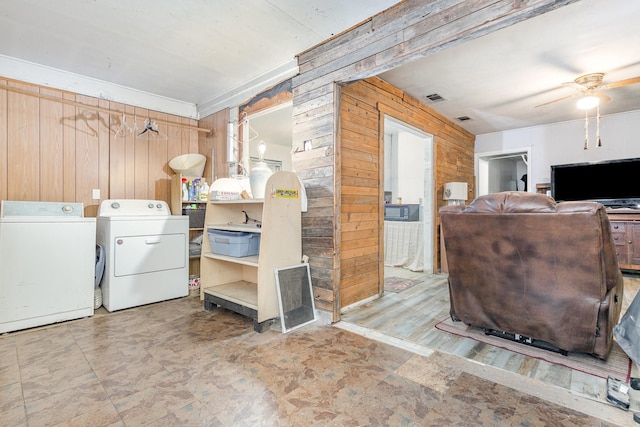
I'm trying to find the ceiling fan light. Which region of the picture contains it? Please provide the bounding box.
[577,95,600,110]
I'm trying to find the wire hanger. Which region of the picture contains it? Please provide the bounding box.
[137,118,168,140]
[231,112,259,145]
[137,118,158,137]
[113,112,133,138]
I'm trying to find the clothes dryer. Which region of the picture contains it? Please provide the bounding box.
[96,199,189,311]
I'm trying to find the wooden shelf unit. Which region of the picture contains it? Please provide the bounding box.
[170,174,208,276]
[199,171,302,332]
[608,209,640,271]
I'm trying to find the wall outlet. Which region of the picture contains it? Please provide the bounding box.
[92,189,100,200]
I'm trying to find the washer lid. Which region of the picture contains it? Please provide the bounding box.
[98,199,172,216]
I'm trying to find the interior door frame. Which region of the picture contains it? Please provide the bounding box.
[382,115,435,279]
[475,147,531,196]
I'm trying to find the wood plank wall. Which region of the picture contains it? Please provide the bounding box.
[0,78,228,215]
[339,78,475,308]
[198,108,230,183]
[291,82,338,317]
[291,1,576,321]
[339,82,383,308]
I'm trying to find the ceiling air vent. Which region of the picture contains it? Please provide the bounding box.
[456,116,472,122]
[425,93,445,102]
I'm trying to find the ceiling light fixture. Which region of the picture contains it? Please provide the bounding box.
[576,95,600,110]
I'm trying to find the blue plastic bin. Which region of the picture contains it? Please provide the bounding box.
[207,229,260,257]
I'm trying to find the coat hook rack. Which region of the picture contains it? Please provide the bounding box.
[4,84,213,135]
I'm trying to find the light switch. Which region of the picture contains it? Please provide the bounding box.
[92,189,101,200]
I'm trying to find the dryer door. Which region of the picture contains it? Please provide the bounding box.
[114,233,186,276]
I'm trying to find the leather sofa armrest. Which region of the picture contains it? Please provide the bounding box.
[439,205,465,214]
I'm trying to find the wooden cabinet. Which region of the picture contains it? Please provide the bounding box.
[608,210,640,271]
[170,174,207,276]
[199,171,302,332]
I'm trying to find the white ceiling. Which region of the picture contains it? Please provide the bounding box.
[0,0,400,115]
[379,0,640,135]
[1,0,639,136]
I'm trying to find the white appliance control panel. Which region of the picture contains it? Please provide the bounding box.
[1,200,84,217]
[98,199,171,216]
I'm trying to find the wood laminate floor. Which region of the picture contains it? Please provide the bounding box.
[338,266,640,426]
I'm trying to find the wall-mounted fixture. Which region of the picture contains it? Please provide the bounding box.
[443,182,468,206]
[4,84,211,135]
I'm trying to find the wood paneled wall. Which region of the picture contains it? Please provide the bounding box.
[338,81,384,308]
[338,78,475,309]
[198,108,230,183]
[291,1,572,321]
[0,78,227,215]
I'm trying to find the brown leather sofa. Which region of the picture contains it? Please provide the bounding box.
[440,191,624,359]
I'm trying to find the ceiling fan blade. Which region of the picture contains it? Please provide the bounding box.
[596,92,611,104]
[599,76,640,91]
[535,93,578,108]
[561,81,586,91]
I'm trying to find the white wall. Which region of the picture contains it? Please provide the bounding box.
[384,132,395,195]
[384,130,426,204]
[475,109,640,188]
[395,131,426,205]
[247,143,292,171]
[488,158,526,192]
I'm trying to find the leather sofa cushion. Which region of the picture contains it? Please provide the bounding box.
[463,191,556,213]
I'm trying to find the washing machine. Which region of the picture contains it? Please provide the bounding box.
[96,199,189,311]
[0,200,96,333]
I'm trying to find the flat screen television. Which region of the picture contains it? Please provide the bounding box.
[551,157,640,209]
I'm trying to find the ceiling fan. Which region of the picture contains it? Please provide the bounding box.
[536,72,640,109]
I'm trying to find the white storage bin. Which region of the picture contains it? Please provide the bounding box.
[208,229,260,257]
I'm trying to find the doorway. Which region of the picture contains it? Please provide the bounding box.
[383,116,434,290]
[476,149,530,196]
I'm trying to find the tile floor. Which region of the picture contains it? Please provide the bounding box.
[1,290,634,426]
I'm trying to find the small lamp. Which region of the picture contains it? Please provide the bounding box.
[443,182,468,206]
[257,140,266,161]
[250,140,272,199]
